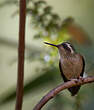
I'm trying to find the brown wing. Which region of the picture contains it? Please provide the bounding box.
[59,61,68,82]
[79,55,85,77]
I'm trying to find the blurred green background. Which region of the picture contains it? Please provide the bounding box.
[0,0,94,110]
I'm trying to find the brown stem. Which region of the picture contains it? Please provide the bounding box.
[33,76,94,110]
[15,0,26,110]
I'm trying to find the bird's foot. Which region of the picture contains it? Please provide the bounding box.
[70,78,78,83]
[78,76,84,82]
[70,76,84,83]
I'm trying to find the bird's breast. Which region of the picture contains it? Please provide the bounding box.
[60,54,83,80]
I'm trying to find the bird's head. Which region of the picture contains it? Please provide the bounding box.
[44,42,75,54]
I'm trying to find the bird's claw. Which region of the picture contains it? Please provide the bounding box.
[78,76,84,82]
[70,76,84,83]
[70,79,78,83]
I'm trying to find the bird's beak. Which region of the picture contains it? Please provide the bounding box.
[44,42,59,47]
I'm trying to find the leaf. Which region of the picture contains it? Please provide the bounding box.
[44,6,52,14]
[52,14,60,21]
[34,0,46,7]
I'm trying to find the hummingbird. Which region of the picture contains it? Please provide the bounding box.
[44,42,85,96]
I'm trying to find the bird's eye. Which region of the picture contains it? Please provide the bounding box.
[62,43,71,52]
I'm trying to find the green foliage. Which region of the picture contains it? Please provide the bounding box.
[0,0,72,44]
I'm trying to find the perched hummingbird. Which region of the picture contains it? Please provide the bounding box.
[44,42,85,96]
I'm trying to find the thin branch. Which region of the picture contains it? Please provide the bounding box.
[33,76,94,110]
[15,0,26,110]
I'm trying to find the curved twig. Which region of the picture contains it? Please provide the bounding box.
[33,76,94,110]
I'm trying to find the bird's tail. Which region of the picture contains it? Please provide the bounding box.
[68,86,81,96]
